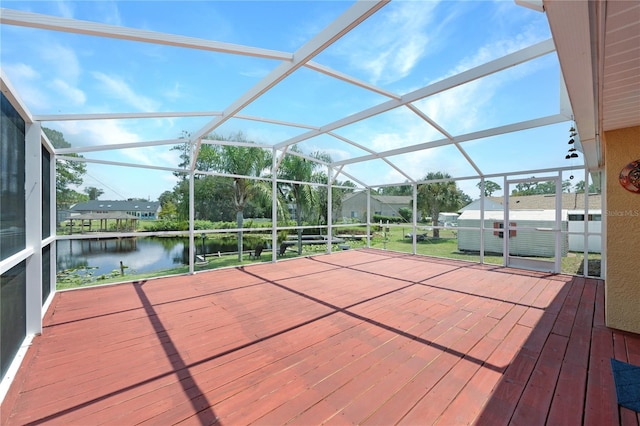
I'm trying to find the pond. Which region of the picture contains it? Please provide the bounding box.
[56,235,265,280]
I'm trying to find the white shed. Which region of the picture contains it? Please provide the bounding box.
[567,210,602,253]
[438,212,460,226]
[457,209,568,257]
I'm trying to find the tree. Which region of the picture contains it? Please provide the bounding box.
[171,131,192,180]
[510,179,571,196]
[170,175,236,222]
[416,172,466,238]
[158,190,176,209]
[573,179,600,194]
[398,207,412,222]
[379,182,412,196]
[84,186,104,200]
[277,146,331,254]
[477,180,501,197]
[158,200,178,220]
[201,132,274,260]
[43,127,87,210]
[459,191,473,207]
[315,175,355,225]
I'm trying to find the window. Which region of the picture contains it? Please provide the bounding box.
[1,92,26,260]
[568,213,601,221]
[493,222,517,238]
[1,261,27,379]
[42,146,51,239]
[42,244,51,304]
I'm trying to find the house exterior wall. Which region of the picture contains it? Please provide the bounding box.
[340,192,368,221]
[567,214,602,253]
[340,193,409,222]
[458,219,568,257]
[374,202,406,218]
[604,125,640,333]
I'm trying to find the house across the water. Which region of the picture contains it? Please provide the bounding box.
[70,200,161,220]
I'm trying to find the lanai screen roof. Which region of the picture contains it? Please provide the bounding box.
[1,0,589,199]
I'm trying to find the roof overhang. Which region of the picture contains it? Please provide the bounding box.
[545,0,640,172]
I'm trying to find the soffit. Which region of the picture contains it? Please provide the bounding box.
[601,0,640,132]
[546,0,640,171]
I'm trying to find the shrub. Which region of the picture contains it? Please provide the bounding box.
[372,214,408,224]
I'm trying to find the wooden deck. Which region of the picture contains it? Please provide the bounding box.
[2,248,639,425]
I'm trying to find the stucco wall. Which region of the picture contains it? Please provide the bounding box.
[604,125,640,333]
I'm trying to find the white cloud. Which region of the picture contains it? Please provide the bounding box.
[239,68,271,79]
[50,79,86,105]
[336,1,440,85]
[40,43,82,83]
[452,30,546,76]
[56,119,182,169]
[411,26,551,135]
[8,42,86,112]
[54,1,75,19]
[57,120,139,147]
[92,72,161,111]
[164,82,184,101]
[6,63,40,80]
[2,63,51,110]
[96,1,122,26]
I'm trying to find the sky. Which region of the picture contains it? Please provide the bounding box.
[0,0,583,202]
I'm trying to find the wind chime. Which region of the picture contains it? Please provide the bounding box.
[565,124,579,180]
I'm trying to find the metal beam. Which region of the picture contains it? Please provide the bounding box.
[34,111,223,121]
[1,70,33,124]
[328,132,414,182]
[55,138,184,154]
[405,103,484,176]
[305,61,400,100]
[0,8,292,61]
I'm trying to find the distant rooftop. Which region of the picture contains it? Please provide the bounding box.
[70,200,160,212]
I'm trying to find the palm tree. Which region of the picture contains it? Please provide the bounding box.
[315,174,355,225]
[202,132,273,260]
[277,146,331,254]
[417,172,464,239]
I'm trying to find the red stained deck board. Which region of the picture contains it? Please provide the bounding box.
[550,278,584,337]
[437,363,504,425]
[326,340,432,423]
[510,333,569,424]
[362,350,461,425]
[210,320,396,420]
[585,327,619,426]
[2,249,639,426]
[400,357,482,424]
[546,276,597,425]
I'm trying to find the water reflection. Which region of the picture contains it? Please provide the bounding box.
[56,237,185,277]
[56,235,265,278]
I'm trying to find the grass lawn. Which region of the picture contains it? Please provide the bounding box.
[369,227,601,276]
